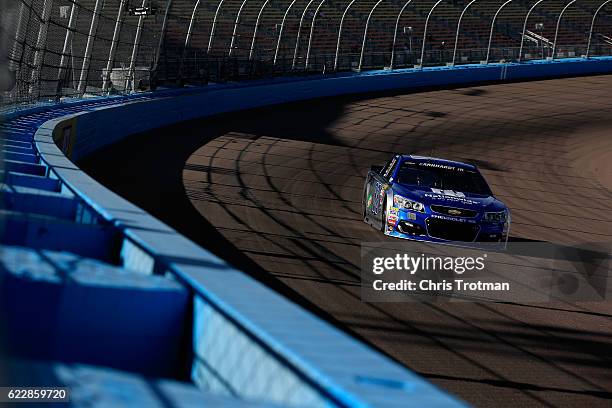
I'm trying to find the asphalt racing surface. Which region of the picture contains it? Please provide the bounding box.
[81,75,612,408]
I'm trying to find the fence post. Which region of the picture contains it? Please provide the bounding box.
[102,0,128,92]
[208,0,227,53]
[151,0,173,85]
[179,0,202,82]
[305,0,326,69]
[229,0,250,56]
[586,0,612,57]
[126,0,148,92]
[419,0,445,67]
[293,0,318,69]
[249,0,271,60]
[274,0,299,65]
[552,0,577,60]
[485,0,514,64]
[77,0,103,95]
[390,0,414,69]
[518,0,546,62]
[57,1,80,92]
[451,0,477,65]
[334,0,359,70]
[30,0,54,95]
[358,0,384,71]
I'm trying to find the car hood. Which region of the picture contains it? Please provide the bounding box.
[392,184,506,211]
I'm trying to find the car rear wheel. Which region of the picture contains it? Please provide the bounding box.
[363,187,368,221]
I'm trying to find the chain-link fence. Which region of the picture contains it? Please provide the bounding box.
[2,0,611,106]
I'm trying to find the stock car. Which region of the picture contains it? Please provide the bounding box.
[363,155,510,243]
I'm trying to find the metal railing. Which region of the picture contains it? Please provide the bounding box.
[2,0,611,106]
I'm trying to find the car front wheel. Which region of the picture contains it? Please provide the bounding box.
[380,197,388,233]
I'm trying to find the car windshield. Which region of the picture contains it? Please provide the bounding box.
[396,161,492,195]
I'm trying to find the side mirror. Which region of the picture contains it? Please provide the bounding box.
[370,165,383,174]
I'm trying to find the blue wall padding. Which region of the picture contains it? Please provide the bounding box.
[4,358,282,407]
[4,152,38,163]
[1,186,77,220]
[0,246,189,377]
[0,172,61,192]
[71,58,612,160]
[3,160,46,176]
[3,143,36,155]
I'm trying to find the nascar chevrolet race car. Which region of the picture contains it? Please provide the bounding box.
[363,155,510,243]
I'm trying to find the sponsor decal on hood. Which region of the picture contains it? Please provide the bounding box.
[424,189,481,206]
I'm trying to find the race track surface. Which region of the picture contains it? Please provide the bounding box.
[81,75,612,408]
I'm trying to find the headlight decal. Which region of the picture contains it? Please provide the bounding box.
[393,194,425,213]
[483,210,507,223]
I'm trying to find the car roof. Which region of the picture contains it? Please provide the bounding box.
[400,155,477,171]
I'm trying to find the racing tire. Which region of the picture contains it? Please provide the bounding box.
[362,187,368,221]
[380,197,388,233]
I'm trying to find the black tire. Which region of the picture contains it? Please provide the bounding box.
[362,187,368,220]
[380,196,387,233]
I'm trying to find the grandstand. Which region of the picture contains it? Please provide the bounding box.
[4,0,612,102]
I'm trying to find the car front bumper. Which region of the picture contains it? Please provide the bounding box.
[385,207,507,243]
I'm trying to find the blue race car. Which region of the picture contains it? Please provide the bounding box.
[363,155,510,243]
